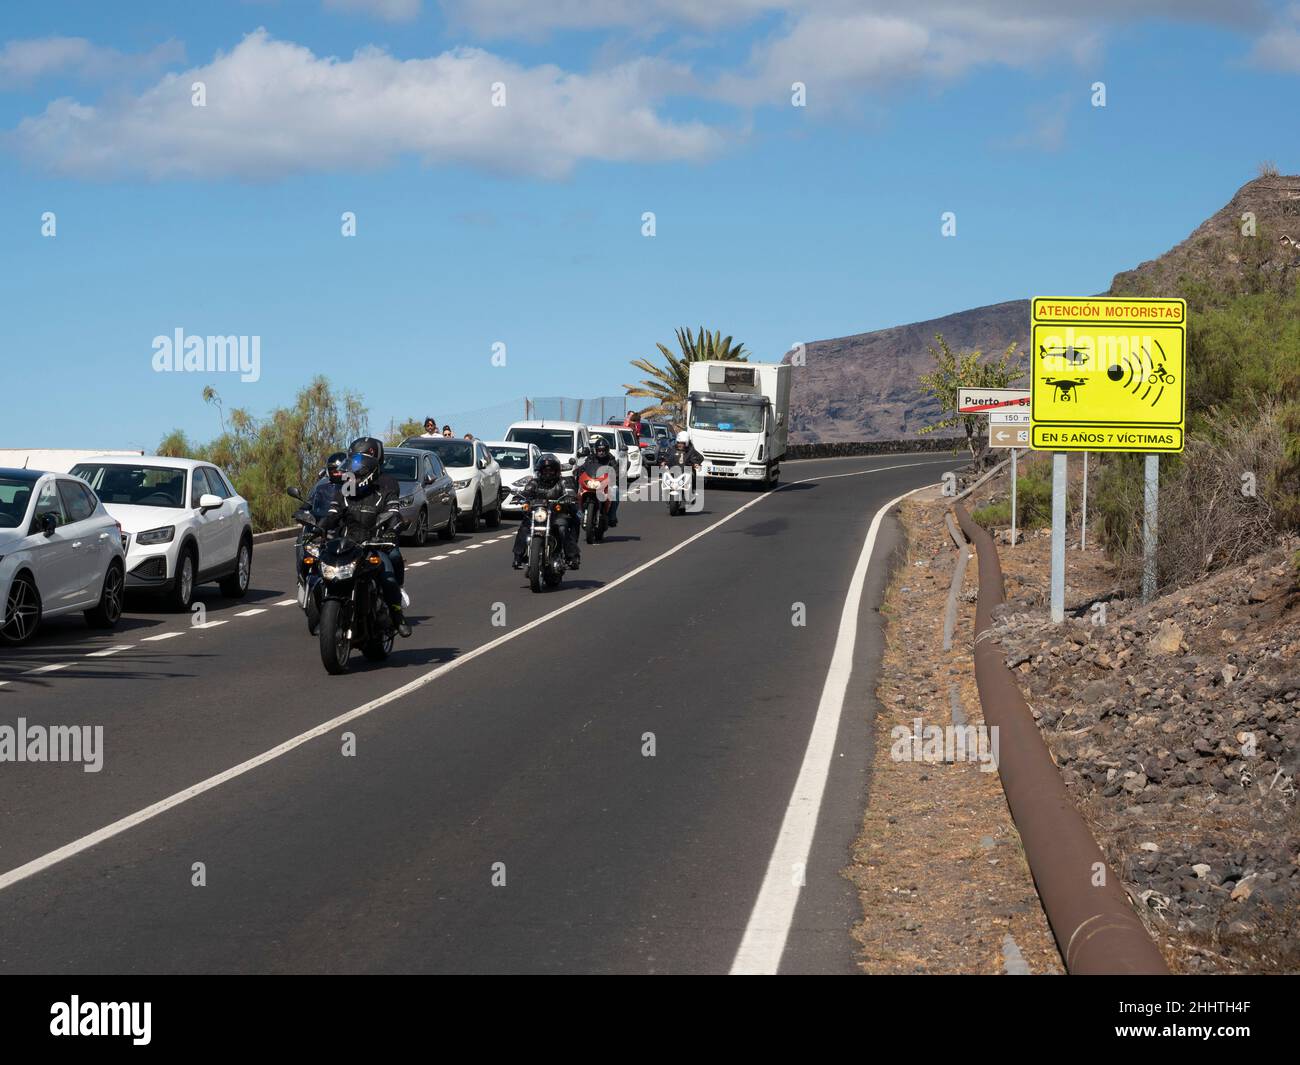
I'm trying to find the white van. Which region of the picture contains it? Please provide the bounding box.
[502,421,592,473]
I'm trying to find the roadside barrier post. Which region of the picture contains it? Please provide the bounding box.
[1142,453,1159,602]
[1080,451,1088,550]
[1010,447,1018,547]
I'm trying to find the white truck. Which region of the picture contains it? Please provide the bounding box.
[686,361,791,489]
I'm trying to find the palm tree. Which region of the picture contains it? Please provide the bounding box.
[624,326,748,421]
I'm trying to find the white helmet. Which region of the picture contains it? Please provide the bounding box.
[676,430,690,445]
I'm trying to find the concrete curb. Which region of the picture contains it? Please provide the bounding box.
[252,527,299,545]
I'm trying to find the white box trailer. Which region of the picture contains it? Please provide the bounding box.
[686,361,791,488]
[0,448,144,474]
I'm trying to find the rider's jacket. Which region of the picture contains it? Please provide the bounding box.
[517,477,576,510]
[320,474,403,543]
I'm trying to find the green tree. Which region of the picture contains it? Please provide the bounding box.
[624,326,747,421]
[917,334,1024,461]
[384,419,425,446]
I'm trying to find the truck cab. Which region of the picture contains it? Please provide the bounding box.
[686,361,791,489]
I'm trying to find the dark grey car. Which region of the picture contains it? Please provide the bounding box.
[383,447,457,546]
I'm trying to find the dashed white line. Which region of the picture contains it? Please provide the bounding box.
[141,632,183,642]
[234,609,266,617]
[431,555,448,560]
[192,621,228,630]
[86,645,132,657]
[449,549,466,555]
[24,662,69,675]
[408,561,429,568]
[274,599,297,606]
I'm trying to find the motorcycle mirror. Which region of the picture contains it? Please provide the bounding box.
[287,486,303,500]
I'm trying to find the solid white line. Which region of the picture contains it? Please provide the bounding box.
[728,479,939,976]
[141,632,183,642]
[234,608,266,617]
[0,459,955,895]
[24,662,69,675]
[87,645,132,657]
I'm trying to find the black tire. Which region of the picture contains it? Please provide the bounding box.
[668,500,681,516]
[460,496,481,533]
[305,584,320,635]
[319,599,350,675]
[84,562,124,629]
[527,544,543,592]
[361,628,393,661]
[585,500,597,544]
[438,504,457,540]
[485,499,502,528]
[219,537,252,598]
[0,573,42,645]
[410,508,429,547]
[169,547,196,611]
[543,563,563,588]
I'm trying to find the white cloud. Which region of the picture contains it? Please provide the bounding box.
[9,29,720,180]
[0,36,184,88]
[324,0,423,22]
[1250,3,1300,72]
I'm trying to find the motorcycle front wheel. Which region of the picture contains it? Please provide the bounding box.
[319,598,350,675]
[305,585,321,635]
[585,500,598,544]
[528,542,543,592]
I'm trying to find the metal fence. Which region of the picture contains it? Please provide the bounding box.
[523,396,632,425]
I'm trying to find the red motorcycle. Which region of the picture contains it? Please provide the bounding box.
[577,468,611,544]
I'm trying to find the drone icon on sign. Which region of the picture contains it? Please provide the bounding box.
[1043,377,1087,402]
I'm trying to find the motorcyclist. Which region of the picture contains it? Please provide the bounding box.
[576,437,620,528]
[662,430,704,496]
[512,453,581,570]
[318,436,412,638]
[308,451,348,520]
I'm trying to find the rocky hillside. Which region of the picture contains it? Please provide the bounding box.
[786,174,1300,444]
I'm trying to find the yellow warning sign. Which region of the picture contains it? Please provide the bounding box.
[1029,296,1186,453]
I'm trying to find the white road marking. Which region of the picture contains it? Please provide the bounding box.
[274,599,297,606]
[466,544,482,549]
[234,608,266,617]
[449,549,466,555]
[0,459,957,896]
[192,621,228,630]
[141,632,183,642]
[431,555,448,560]
[87,645,132,657]
[24,662,69,675]
[408,561,429,568]
[0,681,8,688]
[729,480,938,975]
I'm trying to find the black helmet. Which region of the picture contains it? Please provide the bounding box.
[347,436,384,486]
[537,453,562,487]
[325,451,348,483]
[592,437,611,460]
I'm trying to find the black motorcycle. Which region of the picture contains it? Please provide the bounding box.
[287,486,326,634]
[316,511,406,674]
[522,492,575,592]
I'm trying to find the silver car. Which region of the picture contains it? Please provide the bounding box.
[383,448,458,546]
[0,468,127,644]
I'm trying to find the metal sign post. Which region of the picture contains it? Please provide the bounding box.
[1080,451,1088,550]
[1142,454,1159,602]
[1010,448,1018,547]
[1050,453,1067,623]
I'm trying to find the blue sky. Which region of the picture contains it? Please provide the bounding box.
[2,1,1298,449]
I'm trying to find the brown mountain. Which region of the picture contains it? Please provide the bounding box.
[785,174,1300,443]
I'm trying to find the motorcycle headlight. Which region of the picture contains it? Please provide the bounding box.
[136,525,175,545]
[321,561,356,580]
[304,543,320,558]
[533,510,549,524]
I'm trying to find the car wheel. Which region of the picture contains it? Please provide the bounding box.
[219,537,252,598]
[0,573,42,645]
[169,548,196,611]
[85,562,125,629]
[438,504,457,540]
[460,495,481,532]
[485,496,501,528]
[412,507,429,546]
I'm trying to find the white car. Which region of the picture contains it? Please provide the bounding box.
[0,467,127,644]
[502,420,592,475]
[401,436,502,532]
[484,441,540,516]
[587,424,639,483]
[69,456,253,611]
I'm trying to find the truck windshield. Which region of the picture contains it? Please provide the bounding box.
[690,402,765,434]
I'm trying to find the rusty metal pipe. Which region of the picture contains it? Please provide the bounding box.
[953,503,1169,975]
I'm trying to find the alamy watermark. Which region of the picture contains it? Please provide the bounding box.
[151,328,261,382]
[0,718,103,772]
[890,717,1000,773]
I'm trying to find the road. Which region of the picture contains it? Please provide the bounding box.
[0,453,964,974]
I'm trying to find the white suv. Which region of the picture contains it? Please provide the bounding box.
[70,456,253,610]
[503,420,592,474]
[400,436,502,532]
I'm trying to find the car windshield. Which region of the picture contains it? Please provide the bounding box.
[489,446,532,470]
[383,455,419,481]
[0,477,35,529]
[690,402,765,433]
[588,430,618,449]
[70,463,187,508]
[507,428,576,453]
[402,438,474,467]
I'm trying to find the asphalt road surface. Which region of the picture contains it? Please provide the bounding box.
[0,453,965,974]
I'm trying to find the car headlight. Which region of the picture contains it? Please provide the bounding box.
[320,561,356,580]
[136,525,175,545]
[453,478,471,489]
[397,494,413,507]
